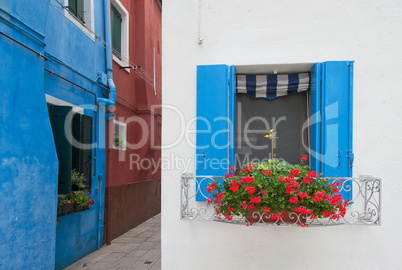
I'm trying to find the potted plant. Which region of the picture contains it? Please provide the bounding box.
[57,196,75,216]
[71,169,88,191]
[113,135,124,149]
[66,190,95,213]
[57,191,94,216]
[57,197,69,217]
[207,157,348,226]
[57,169,94,216]
[207,130,349,227]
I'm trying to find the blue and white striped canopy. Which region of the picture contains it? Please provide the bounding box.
[236,73,310,99]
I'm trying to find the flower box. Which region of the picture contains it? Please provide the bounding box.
[57,205,64,216]
[57,189,94,217]
[246,208,307,225]
[57,203,89,217]
[181,173,381,226]
[206,157,349,227]
[74,204,86,213]
[58,202,75,216]
[181,131,381,226]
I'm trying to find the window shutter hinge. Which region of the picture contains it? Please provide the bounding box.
[346,150,354,168]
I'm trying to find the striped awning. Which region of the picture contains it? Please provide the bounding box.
[236,73,310,99]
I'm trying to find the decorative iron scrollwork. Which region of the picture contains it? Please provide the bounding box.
[181,175,381,226]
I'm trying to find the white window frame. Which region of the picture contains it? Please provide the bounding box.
[111,0,130,72]
[45,94,85,114]
[113,120,127,151]
[64,0,95,40]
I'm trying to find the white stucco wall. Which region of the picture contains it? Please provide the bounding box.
[162,1,402,269]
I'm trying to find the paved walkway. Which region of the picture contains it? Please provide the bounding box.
[65,214,161,270]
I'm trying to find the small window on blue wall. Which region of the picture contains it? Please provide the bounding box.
[67,0,85,23]
[196,62,354,202]
[48,104,93,194]
[72,113,93,190]
[64,0,95,36]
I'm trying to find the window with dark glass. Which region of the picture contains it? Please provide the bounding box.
[48,105,93,194]
[68,0,85,23]
[111,4,122,59]
[195,62,354,202]
[235,92,309,168]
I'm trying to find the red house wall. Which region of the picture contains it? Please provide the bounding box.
[105,0,162,243]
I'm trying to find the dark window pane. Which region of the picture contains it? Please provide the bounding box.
[68,0,77,17]
[111,5,122,58]
[68,0,85,23]
[72,114,93,189]
[49,105,73,194]
[76,0,84,23]
[235,92,309,168]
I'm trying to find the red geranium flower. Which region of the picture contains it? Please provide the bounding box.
[245,185,257,194]
[262,169,271,176]
[250,196,262,204]
[242,176,254,183]
[289,196,299,204]
[289,169,300,176]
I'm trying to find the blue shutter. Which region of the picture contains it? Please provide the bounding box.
[311,61,354,201]
[229,65,236,168]
[310,63,321,172]
[196,65,235,201]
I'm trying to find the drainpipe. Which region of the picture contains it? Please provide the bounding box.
[98,0,116,108]
[96,0,116,249]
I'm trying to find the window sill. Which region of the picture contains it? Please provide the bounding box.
[113,55,130,73]
[64,12,95,41]
[180,174,381,226]
[57,203,90,217]
[113,146,126,151]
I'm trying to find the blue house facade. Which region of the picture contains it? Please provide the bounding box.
[0,1,116,268]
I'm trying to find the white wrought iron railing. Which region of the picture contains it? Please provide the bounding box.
[181,174,381,226]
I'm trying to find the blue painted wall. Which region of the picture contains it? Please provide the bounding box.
[0,2,58,269]
[0,0,110,268]
[43,1,108,269]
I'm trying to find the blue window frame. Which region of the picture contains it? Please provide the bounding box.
[196,62,354,201]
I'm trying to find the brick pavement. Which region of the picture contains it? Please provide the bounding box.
[65,214,161,270]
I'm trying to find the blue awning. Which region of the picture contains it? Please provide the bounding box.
[236,73,310,99]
